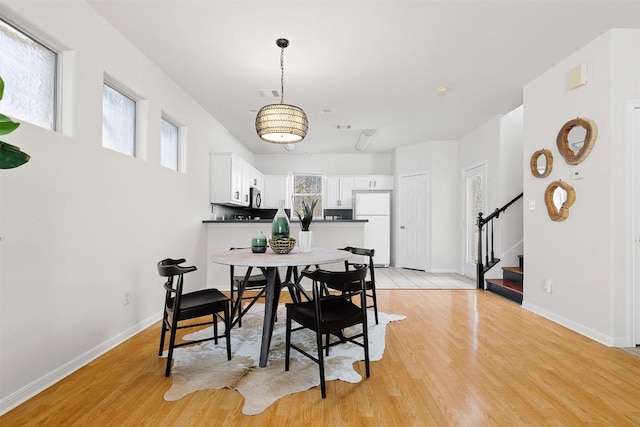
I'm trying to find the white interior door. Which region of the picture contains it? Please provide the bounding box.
[462,163,487,278]
[398,173,428,270]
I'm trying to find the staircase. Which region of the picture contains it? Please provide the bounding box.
[485,255,523,304]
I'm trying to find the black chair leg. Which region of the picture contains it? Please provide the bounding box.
[325,333,330,356]
[165,323,178,377]
[213,313,219,344]
[362,310,370,378]
[285,314,292,371]
[316,329,327,398]
[371,287,379,325]
[224,303,232,361]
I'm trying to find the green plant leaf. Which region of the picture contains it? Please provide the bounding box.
[0,141,30,169]
[0,113,20,135]
[0,76,4,100]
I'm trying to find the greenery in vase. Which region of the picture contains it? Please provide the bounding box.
[295,199,318,232]
[0,76,31,169]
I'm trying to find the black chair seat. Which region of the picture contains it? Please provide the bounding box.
[233,274,267,289]
[170,288,229,320]
[287,299,363,333]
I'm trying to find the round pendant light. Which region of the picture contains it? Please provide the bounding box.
[255,38,308,144]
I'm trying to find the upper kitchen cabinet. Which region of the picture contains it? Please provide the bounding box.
[210,153,251,206]
[353,175,394,190]
[264,175,291,208]
[249,167,265,192]
[325,176,355,208]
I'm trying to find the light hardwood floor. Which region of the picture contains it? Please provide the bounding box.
[2,290,639,426]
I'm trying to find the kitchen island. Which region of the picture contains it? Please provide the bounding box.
[203,219,367,288]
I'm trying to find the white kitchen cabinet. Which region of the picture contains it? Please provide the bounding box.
[210,153,251,206]
[249,166,265,192]
[264,175,291,208]
[353,175,393,190]
[325,176,354,208]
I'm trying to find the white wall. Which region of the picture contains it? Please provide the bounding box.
[498,106,525,268]
[522,29,640,346]
[457,108,524,277]
[394,140,458,272]
[253,153,392,175]
[0,1,248,412]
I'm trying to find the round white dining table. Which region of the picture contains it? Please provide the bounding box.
[211,247,351,367]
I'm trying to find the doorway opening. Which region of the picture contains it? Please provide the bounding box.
[462,162,487,279]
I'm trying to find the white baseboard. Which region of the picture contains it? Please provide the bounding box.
[522,302,617,347]
[428,268,458,274]
[0,312,161,416]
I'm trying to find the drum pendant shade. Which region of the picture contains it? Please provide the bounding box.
[255,38,308,144]
[256,104,308,143]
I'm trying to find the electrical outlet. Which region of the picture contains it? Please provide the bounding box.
[124,291,131,305]
[544,279,553,293]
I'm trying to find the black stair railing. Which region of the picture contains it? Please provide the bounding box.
[476,193,523,289]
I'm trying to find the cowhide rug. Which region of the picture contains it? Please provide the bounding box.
[162,304,405,415]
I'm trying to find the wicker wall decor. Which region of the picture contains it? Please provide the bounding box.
[544,180,576,222]
[556,117,597,165]
[530,149,553,178]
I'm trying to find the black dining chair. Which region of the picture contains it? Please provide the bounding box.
[285,265,369,398]
[339,246,379,324]
[157,258,231,377]
[229,247,268,326]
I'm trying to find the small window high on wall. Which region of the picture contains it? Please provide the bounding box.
[0,18,57,130]
[160,118,179,171]
[102,82,136,156]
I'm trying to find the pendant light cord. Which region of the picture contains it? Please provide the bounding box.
[280,46,285,105]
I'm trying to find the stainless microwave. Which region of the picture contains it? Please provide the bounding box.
[250,187,261,208]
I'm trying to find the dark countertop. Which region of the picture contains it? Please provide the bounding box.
[202,219,368,224]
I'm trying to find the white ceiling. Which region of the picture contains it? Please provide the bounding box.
[87,0,640,155]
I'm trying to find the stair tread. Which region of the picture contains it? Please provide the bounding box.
[502,266,523,274]
[485,278,523,294]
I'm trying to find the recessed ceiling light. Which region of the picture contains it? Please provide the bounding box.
[437,86,449,94]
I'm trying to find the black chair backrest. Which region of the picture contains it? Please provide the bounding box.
[157,258,197,310]
[302,264,368,295]
[340,246,375,258]
[339,246,375,283]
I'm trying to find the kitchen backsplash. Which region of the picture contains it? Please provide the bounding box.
[210,204,351,221]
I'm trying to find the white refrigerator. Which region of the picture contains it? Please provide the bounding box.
[354,191,391,267]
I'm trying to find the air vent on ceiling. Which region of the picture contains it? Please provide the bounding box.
[257,89,280,98]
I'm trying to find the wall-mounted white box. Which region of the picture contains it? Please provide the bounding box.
[568,63,588,89]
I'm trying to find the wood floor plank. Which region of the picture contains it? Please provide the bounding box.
[1,290,639,426]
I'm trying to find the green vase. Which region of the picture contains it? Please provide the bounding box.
[271,200,290,239]
[251,231,267,253]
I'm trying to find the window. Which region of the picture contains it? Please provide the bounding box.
[160,118,179,170]
[102,83,136,156]
[0,18,57,130]
[292,173,323,218]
